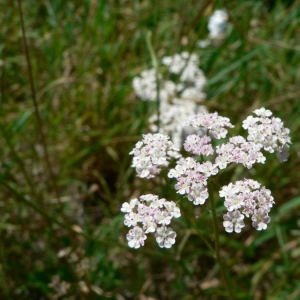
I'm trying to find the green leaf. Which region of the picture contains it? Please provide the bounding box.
[11,110,32,132]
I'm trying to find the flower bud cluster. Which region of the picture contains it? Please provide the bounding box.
[121,194,180,248]
[129,133,181,179]
[220,179,274,233]
[243,107,291,162]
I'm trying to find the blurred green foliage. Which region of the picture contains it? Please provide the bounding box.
[0,0,300,299]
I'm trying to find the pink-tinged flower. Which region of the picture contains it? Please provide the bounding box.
[183,135,214,156]
[220,179,274,231]
[216,137,266,169]
[130,133,181,179]
[251,208,270,230]
[127,226,147,248]
[121,194,180,248]
[197,161,218,177]
[155,226,177,248]
[186,112,234,139]
[170,157,209,203]
[188,183,209,205]
[242,108,291,161]
[223,210,245,233]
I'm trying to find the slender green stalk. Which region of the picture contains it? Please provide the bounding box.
[17,0,64,212]
[208,182,235,300]
[146,31,160,132]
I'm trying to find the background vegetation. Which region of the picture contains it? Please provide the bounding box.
[1,0,300,299]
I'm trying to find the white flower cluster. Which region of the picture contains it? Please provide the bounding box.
[121,194,180,249]
[216,136,266,169]
[132,52,207,147]
[130,133,181,179]
[243,107,291,162]
[168,157,218,205]
[132,69,172,102]
[186,111,234,139]
[167,111,273,206]
[161,52,207,99]
[123,108,291,248]
[220,179,274,233]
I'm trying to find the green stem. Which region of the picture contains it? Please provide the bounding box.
[17,0,65,214]
[208,183,235,300]
[145,31,160,132]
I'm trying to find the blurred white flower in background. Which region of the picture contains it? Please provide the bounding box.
[198,8,229,48]
[208,9,229,41]
[132,52,207,148]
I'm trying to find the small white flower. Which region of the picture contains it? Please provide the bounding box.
[253,107,272,117]
[276,144,290,162]
[124,212,139,227]
[120,198,138,213]
[197,161,218,177]
[219,183,239,198]
[208,9,229,40]
[163,202,181,218]
[155,226,177,248]
[223,210,245,233]
[154,210,172,226]
[187,183,209,205]
[251,208,270,230]
[127,226,147,249]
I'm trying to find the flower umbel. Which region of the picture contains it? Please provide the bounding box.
[121,194,180,248]
[220,179,274,232]
[130,133,181,179]
[243,107,291,162]
[123,108,291,248]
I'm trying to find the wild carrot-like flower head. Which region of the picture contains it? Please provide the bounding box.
[121,194,180,248]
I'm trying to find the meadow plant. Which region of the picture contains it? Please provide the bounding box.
[122,107,291,248]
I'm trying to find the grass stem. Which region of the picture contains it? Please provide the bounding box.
[17,0,64,211]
